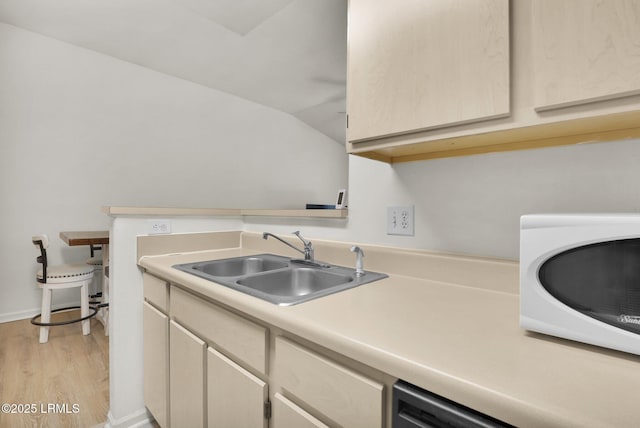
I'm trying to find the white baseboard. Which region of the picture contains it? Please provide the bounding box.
[105,408,154,428]
[0,301,82,324]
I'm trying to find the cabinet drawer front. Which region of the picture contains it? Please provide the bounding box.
[275,337,384,428]
[171,286,267,375]
[273,393,329,428]
[143,273,169,312]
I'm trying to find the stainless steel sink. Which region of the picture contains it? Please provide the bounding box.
[173,253,387,306]
[237,268,353,297]
[191,256,288,277]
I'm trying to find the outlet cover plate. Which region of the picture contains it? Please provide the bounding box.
[387,206,414,236]
[147,219,172,235]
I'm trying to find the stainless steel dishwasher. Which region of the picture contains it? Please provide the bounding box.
[392,380,513,428]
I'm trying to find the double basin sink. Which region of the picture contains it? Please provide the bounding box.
[173,253,387,306]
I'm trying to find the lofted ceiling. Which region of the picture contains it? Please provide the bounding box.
[0,0,348,143]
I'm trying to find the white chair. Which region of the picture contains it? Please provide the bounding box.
[32,234,95,343]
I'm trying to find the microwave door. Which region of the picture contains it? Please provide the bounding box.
[538,238,640,335]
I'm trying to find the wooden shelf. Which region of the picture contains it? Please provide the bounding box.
[104,206,348,219]
[240,209,347,219]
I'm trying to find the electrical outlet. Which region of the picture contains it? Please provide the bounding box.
[147,219,171,235]
[387,206,415,236]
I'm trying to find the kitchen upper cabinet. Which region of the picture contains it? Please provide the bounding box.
[533,0,640,111]
[346,0,640,163]
[347,0,510,142]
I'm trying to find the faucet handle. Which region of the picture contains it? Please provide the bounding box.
[293,231,314,261]
[292,231,310,245]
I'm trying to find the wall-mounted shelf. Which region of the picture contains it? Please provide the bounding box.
[103,206,348,219]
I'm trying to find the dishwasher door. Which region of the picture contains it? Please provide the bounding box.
[392,380,512,428]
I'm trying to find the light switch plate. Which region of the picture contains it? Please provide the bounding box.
[387,206,414,236]
[147,219,171,235]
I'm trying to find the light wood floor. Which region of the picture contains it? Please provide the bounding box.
[0,310,109,428]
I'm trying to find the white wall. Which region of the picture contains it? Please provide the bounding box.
[0,22,348,321]
[345,139,640,260]
[243,139,640,261]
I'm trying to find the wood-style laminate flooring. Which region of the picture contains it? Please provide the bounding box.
[0,310,109,428]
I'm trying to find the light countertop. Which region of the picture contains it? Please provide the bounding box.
[138,238,640,427]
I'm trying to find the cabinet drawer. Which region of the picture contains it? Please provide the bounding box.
[171,286,268,375]
[143,273,169,313]
[275,337,384,428]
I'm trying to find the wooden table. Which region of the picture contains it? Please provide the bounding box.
[59,230,109,247]
[59,230,110,335]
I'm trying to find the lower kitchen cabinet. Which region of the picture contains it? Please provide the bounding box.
[272,393,329,428]
[142,301,169,428]
[170,320,205,427]
[142,274,391,427]
[275,336,385,428]
[207,347,268,428]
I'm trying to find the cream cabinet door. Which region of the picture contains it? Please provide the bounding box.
[533,0,640,111]
[272,393,329,428]
[207,347,268,428]
[275,337,384,428]
[170,320,206,428]
[347,0,510,142]
[143,302,169,428]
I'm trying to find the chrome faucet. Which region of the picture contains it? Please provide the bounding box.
[350,246,365,277]
[263,231,314,262]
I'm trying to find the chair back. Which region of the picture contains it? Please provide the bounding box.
[32,234,49,284]
[90,244,102,258]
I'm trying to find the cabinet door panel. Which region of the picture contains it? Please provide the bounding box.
[347,0,510,141]
[272,393,329,428]
[170,321,206,428]
[275,337,384,428]
[143,302,168,428]
[207,347,267,428]
[533,0,640,110]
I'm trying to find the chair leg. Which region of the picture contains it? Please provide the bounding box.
[39,286,51,344]
[101,268,109,336]
[90,266,102,297]
[81,282,90,336]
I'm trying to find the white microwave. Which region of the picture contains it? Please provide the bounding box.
[520,214,640,355]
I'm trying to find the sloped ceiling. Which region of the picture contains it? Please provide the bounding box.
[0,0,347,143]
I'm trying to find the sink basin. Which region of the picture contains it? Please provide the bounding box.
[237,268,353,297]
[191,256,287,277]
[173,253,387,306]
